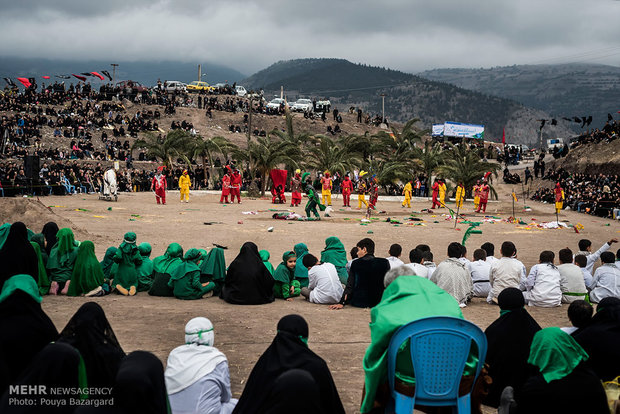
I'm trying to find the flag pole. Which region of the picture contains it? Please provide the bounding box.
[454,202,460,229]
[512,190,515,219]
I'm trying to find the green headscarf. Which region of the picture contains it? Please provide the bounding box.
[320,236,348,268]
[259,250,275,275]
[273,251,296,284]
[153,243,184,274]
[0,222,10,250]
[294,243,309,279]
[527,327,589,383]
[361,276,466,413]
[169,248,202,282]
[67,241,105,296]
[100,247,118,279]
[138,242,152,257]
[56,228,77,257]
[119,232,137,254]
[30,241,50,296]
[199,247,226,283]
[0,274,42,304]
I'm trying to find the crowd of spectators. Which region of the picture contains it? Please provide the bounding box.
[531,167,620,219]
[570,119,619,148]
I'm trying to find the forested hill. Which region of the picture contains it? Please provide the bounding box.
[242,58,574,145]
[419,63,620,128]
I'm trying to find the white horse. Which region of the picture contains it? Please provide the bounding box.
[103,169,117,197]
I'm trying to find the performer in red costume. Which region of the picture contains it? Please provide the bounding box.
[290,169,302,207]
[230,168,242,204]
[220,168,231,203]
[431,178,440,209]
[341,173,353,207]
[476,180,490,213]
[151,166,167,205]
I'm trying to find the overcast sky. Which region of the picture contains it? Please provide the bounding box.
[1,0,619,75]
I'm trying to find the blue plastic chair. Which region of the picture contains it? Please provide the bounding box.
[386,316,487,414]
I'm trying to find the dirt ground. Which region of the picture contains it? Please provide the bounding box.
[2,183,619,413]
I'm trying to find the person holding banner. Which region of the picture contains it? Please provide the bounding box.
[554,182,565,213]
[151,167,167,205]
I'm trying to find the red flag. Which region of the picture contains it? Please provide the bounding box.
[502,127,505,144]
[16,77,31,88]
[72,74,87,81]
[42,76,50,79]
[90,72,105,80]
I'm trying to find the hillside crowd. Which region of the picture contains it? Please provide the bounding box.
[1,218,620,413]
[571,118,619,148]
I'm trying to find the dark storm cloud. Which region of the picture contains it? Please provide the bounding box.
[0,0,618,74]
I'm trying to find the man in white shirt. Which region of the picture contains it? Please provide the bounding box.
[575,238,618,274]
[574,254,593,289]
[404,248,428,278]
[487,241,526,304]
[430,242,472,306]
[386,243,404,270]
[467,249,491,298]
[421,251,437,279]
[458,244,471,266]
[557,248,588,303]
[589,251,620,303]
[301,254,344,305]
[522,251,564,307]
[481,242,499,266]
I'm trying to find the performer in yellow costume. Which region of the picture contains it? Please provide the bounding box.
[357,171,369,209]
[402,179,412,208]
[438,179,447,207]
[554,182,565,213]
[320,171,333,206]
[178,170,191,203]
[473,180,481,210]
[455,182,465,209]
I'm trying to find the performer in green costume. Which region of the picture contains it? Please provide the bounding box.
[46,228,79,295]
[136,243,154,292]
[259,250,275,275]
[302,172,326,220]
[149,242,184,297]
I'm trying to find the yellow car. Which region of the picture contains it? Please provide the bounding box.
[186,81,214,92]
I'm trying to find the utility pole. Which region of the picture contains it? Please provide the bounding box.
[197,64,201,82]
[247,96,253,170]
[380,93,386,123]
[111,63,118,84]
[280,86,283,100]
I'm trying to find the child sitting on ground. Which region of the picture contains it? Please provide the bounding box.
[521,250,565,307]
[561,300,593,334]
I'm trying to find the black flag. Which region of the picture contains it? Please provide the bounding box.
[573,116,581,123]
[81,72,94,77]
[586,116,592,126]
[539,119,546,130]
[3,77,15,86]
[581,117,587,128]
[609,113,614,122]
[551,119,557,125]
[56,75,71,79]
[562,117,573,122]
[101,70,112,81]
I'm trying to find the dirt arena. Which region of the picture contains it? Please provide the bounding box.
[2,186,618,413]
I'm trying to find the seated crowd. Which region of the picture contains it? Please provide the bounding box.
[1,220,619,413]
[531,167,620,219]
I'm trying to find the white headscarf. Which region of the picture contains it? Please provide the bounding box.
[165,317,227,394]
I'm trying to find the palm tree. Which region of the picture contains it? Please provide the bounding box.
[438,143,501,199]
[132,129,194,169]
[412,140,443,195]
[373,118,425,155]
[233,136,301,196]
[191,135,238,187]
[268,110,311,145]
[304,135,362,174]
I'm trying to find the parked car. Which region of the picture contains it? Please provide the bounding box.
[235,85,247,97]
[266,98,285,111]
[292,98,313,112]
[186,81,214,92]
[315,99,331,113]
[162,80,186,93]
[116,80,148,93]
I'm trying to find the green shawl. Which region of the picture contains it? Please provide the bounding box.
[169,249,202,282]
[136,242,154,291]
[361,276,465,413]
[100,247,118,279]
[294,243,309,280]
[320,236,348,268]
[119,232,137,254]
[0,274,42,304]
[528,327,589,383]
[0,222,10,250]
[199,247,226,283]
[56,228,78,261]
[259,250,275,275]
[273,251,296,284]
[47,229,80,283]
[67,241,105,296]
[30,241,50,296]
[152,243,184,274]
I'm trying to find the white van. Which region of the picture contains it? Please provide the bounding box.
[235,86,247,97]
[163,81,186,93]
[547,138,564,151]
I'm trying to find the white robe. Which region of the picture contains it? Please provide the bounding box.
[307,262,344,304]
[467,260,491,298]
[522,263,564,307]
[386,256,404,270]
[488,257,526,303]
[404,263,429,279]
[558,263,588,303]
[430,258,472,304]
[589,264,620,303]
